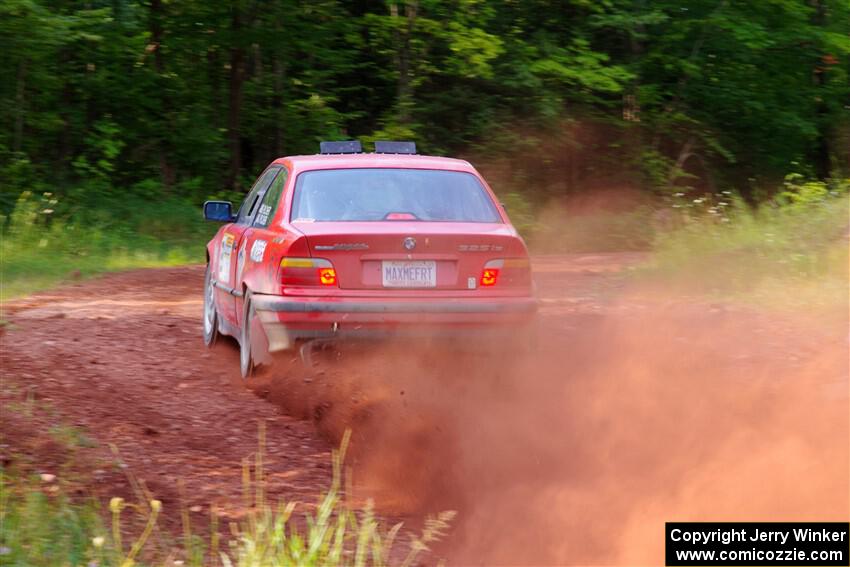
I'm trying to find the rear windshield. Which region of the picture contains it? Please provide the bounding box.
[291,168,501,222]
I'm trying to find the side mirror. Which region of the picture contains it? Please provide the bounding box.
[203,201,235,222]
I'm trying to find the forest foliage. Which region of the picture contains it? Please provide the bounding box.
[2,0,848,217]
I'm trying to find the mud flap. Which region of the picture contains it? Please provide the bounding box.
[250,309,273,366]
[256,310,292,354]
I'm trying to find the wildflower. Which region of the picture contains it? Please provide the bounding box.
[40,473,56,482]
[0,546,10,555]
[109,497,124,512]
[92,536,105,548]
[150,499,162,513]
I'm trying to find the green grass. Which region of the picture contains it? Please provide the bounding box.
[0,422,454,567]
[0,191,215,301]
[644,179,849,310]
[0,471,108,567]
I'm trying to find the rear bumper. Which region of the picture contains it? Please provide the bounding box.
[251,293,537,350]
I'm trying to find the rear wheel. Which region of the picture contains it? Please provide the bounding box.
[240,291,255,379]
[202,264,219,347]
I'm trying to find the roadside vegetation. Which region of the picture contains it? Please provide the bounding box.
[645,176,849,311]
[0,392,453,567]
[0,190,216,300]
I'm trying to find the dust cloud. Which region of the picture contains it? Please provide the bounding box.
[258,285,848,566]
[254,193,848,564]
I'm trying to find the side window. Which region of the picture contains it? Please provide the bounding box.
[254,168,288,227]
[236,167,280,225]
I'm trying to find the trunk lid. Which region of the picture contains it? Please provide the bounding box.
[293,221,525,291]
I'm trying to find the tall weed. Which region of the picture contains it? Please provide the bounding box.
[0,427,454,566]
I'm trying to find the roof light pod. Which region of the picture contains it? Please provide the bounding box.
[319,140,362,154]
[374,141,417,155]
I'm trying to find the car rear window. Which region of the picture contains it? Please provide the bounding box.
[291,168,501,222]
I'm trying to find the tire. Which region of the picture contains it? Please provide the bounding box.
[239,290,255,379]
[202,264,219,347]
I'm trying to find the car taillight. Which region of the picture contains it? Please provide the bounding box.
[480,258,531,288]
[318,268,336,285]
[280,257,337,287]
[481,270,499,286]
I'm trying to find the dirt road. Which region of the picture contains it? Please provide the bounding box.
[0,267,335,524]
[2,254,847,564]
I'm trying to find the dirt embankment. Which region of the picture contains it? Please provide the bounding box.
[2,256,847,565]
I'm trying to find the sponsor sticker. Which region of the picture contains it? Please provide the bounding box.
[255,204,272,226]
[250,239,267,262]
[218,233,235,284]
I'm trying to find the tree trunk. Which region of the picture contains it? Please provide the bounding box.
[13,59,27,153]
[226,3,245,190]
[58,80,73,167]
[668,136,695,188]
[149,0,175,187]
[272,54,286,157]
[811,0,831,179]
[390,1,417,126]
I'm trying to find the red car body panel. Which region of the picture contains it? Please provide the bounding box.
[206,153,536,355]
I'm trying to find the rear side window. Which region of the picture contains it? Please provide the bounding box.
[236,167,280,224]
[291,168,501,222]
[254,168,288,227]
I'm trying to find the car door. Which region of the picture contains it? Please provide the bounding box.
[235,166,290,302]
[216,166,281,325]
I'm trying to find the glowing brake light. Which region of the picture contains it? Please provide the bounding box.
[318,268,337,285]
[480,268,499,286]
[280,257,338,287]
[480,259,503,286]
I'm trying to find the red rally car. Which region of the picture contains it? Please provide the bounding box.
[203,141,536,377]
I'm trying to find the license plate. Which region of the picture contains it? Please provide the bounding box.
[382,261,436,288]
